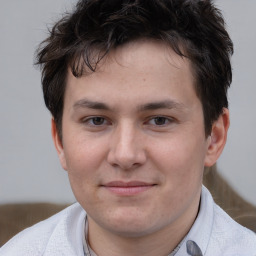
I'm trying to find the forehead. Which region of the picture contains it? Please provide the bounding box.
[99,39,193,78]
[64,40,198,109]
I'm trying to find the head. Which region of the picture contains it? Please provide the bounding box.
[35,0,233,251]
[36,0,233,140]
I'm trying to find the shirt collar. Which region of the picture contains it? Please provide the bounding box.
[175,186,214,256]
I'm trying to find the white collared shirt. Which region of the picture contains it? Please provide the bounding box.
[1,186,256,256]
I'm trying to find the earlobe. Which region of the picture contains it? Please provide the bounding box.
[51,118,67,170]
[204,108,230,167]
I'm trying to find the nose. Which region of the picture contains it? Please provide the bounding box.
[107,121,146,170]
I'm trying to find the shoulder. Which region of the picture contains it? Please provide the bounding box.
[0,203,86,256]
[209,203,256,255]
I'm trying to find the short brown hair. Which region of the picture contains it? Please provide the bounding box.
[36,0,233,138]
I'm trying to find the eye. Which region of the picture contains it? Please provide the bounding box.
[148,116,172,126]
[90,117,105,125]
[152,117,168,125]
[82,116,109,126]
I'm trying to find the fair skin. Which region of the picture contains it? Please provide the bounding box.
[52,40,229,256]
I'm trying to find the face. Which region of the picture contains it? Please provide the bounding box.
[53,40,225,239]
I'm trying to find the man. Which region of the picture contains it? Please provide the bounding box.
[1,0,255,255]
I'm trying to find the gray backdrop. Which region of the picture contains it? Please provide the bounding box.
[0,0,255,205]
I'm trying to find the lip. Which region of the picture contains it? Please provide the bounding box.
[102,181,156,196]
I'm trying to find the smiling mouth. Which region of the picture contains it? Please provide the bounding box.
[102,181,156,196]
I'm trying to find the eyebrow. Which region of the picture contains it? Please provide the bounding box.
[73,99,110,110]
[73,99,186,111]
[138,100,186,111]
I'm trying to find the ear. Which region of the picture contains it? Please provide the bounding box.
[51,118,67,170]
[204,108,230,167]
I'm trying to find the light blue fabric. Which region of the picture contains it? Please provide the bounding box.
[175,186,256,255]
[1,186,255,256]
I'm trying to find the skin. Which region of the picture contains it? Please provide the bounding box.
[52,40,229,256]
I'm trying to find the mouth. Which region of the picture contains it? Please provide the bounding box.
[101,181,156,196]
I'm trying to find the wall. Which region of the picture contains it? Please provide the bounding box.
[216,0,256,205]
[0,0,255,205]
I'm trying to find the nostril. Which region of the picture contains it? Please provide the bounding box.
[107,151,144,170]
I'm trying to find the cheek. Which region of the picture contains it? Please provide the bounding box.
[64,140,103,208]
[63,132,107,170]
[150,137,205,215]
[151,135,206,186]
[62,136,108,199]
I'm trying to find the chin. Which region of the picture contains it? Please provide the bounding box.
[109,223,157,238]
